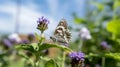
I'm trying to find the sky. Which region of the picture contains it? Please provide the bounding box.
[0,0,86,35]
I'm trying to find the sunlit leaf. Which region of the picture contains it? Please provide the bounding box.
[39,43,72,52]
[106,19,120,36]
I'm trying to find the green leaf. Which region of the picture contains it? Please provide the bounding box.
[86,53,120,62]
[39,43,72,52]
[40,56,51,61]
[105,53,120,61]
[44,59,59,67]
[106,19,120,36]
[31,43,39,51]
[73,13,86,24]
[15,43,38,52]
[74,18,86,24]
[17,51,29,60]
[114,0,120,9]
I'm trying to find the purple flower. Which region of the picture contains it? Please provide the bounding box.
[69,51,85,61]
[8,33,21,43]
[69,51,85,67]
[28,33,35,41]
[100,41,111,50]
[37,16,49,24]
[2,39,12,47]
[28,33,35,38]
[21,40,30,44]
[79,27,92,40]
[37,16,49,32]
[9,38,17,43]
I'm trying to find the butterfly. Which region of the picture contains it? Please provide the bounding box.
[50,19,71,45]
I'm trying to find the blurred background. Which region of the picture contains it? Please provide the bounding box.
[0,0,86,34]
[1,0,120,67]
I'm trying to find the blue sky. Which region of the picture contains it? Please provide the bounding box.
[0,0,86,34]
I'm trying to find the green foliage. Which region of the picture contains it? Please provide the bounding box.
[17,50,30,60]
[92,2,104,11]
[16,43,72,53]
[16,44,36,53]
[15,35,72,67]
[39,43,72,52]
[72,13,86,24]
[71,0,120,67]
[105,53,120,61]
[44,59,59,67]
[0,53,7,58]
[107,19,120,37]
[114,0,120,9]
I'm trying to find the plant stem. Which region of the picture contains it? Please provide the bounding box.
[34,32,44,67]
[102,57,105,67]
[62,52,66,67]
[34,52,40,67]
[38,33,44,46]
[78,39,83,51]
[35,34,44,67]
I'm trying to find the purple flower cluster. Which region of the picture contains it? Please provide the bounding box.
[100,41,111,50]
[69,51,85,61]
[3,39,12,47]
[37,16,49,32]
[69,51,85,67]
[37,16,49,24]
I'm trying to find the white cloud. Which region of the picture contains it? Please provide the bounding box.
[0,20,14,33]
[47,0,59,15]
[0,2,58,36]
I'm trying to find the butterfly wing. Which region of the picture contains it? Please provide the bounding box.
[51,19,71,45]
[54,19,68,35]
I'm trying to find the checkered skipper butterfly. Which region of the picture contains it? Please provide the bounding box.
[50,19,71,46]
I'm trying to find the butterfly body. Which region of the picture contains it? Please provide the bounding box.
[50,19,71,45]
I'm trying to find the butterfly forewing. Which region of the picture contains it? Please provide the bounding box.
[54,19,68,35]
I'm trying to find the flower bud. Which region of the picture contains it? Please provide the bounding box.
[37,16,49,33]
